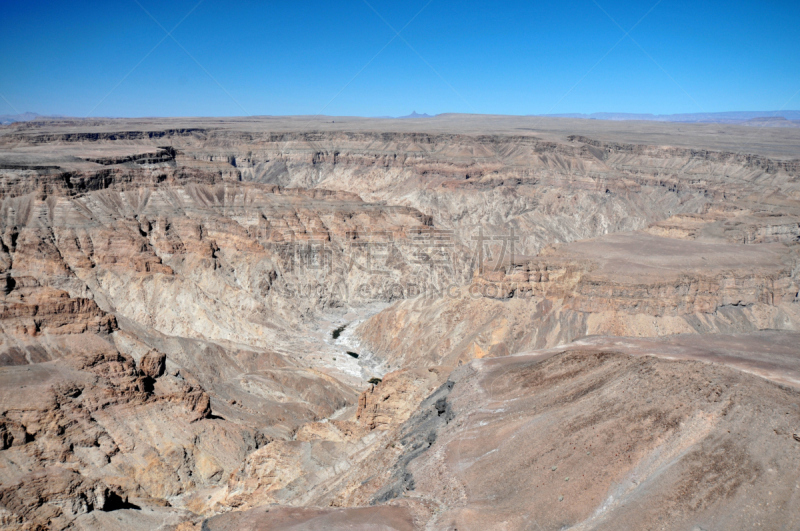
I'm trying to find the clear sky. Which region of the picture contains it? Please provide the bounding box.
[1,0,798,118]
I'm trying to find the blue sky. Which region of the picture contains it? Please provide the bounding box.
[1,0,799,117]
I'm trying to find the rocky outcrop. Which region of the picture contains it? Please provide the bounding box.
[356,369,442,430]
[0,344,232,528]
[0,287,117,342]
[0,468,131,530]
[647,209,800,244]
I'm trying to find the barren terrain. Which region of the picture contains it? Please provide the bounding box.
[0,114,798,530]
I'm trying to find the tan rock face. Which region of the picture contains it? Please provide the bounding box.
[356,231,800,369]
[0,117,798,529]
[0,468,131,530]
[139,350,166,379]
[0,287,116,341]
[357,369,442,430]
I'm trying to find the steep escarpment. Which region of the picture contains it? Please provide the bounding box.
[0,182,467,348]
[10,125,800,256]
[355,231,800,369]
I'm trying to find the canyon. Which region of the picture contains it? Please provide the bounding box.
[0,114,798,530]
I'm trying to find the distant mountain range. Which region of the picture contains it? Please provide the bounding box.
[372,111,435,119]
[1,112,43,125]
[541,110,800,126]
[397,111,433,119]
[0,112,71,126]
[4,110,799,127]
